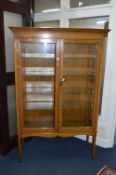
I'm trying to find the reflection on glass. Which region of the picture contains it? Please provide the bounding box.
[69,16,109,29]
[62,43,98,127]
[69,16,109,115]
[70,0,112,8]
[34,0,60,13]
[34,20,60,28]
[21,42,56,128]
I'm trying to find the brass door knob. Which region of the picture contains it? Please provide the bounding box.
[60,78,66,84]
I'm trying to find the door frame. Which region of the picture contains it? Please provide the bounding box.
[0,0,33,154]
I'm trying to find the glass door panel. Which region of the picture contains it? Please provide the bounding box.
[21,42,56,129]
[70,0,111,8]
[34,20,60,28]
[34,0,60,13]
[62,42,98,128]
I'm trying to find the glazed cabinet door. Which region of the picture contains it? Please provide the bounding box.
[60,40,100,131]
[17,39,58,133]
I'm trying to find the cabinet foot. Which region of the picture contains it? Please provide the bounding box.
[86,135,89,147]
[92,135,96,160]
[18,137,23,161]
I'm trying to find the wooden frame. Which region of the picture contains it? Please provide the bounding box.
[10,27,109,160]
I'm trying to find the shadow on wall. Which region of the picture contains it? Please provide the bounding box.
[114,94,116,145]
[114,129,116,145]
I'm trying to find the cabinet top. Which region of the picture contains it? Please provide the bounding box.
[10,27,109,39]
[10,27,109,33]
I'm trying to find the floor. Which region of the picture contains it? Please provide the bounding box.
[0,137,116,175]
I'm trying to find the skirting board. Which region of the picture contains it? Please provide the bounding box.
[75,135,113,148]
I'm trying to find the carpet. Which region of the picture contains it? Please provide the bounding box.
[0,138,116,175]
[97,165,116,175]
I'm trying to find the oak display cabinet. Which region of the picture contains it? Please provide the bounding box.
[10,27,109,160]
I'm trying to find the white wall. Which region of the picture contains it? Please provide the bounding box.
[34,0,116,148]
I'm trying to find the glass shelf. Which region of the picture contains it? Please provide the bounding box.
[62,120,91,127]
[23,58,54,67]
[25,81,54,88]
[25,87,53,94]
[24,109,54,128]
[64,72,96,76]
[64,87,95,94]
[22,53,55,59]
[25,95,53,102]
[64,54,96,59]
[24,120,54,128]
[25,102,54,110]
[63,101,93,110]
[24,67,54,76]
